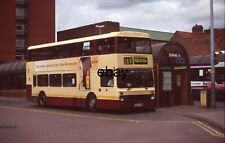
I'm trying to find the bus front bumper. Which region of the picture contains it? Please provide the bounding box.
[97,94,157,110]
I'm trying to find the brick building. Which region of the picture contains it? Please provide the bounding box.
[171,24,225,58]
[0,0,55,62]
[57,21,120,41]
[57,21,173,44]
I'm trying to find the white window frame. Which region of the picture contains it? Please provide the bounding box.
[16,23,25,34]
[16,8,25,17]
[16,54,24,60]
[162,71,172,91]
[16,39,25,49]
[16,0,25,4]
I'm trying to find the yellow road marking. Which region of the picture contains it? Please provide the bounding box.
[193,121,224,138]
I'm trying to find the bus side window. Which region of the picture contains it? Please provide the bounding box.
[100,75,114,87]
[50,74,62,87]
[50,46,63,59]
[30,50,38,61]
[26,51,32,61]
[33,75,36,87]
[75,43,83,56]
[96,38,114,54]
[63,44,75,58]
[63,73,76,87]
[37,74,48,87]
[82,41,93,56]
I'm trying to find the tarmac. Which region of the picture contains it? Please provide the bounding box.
[0,96,224,132]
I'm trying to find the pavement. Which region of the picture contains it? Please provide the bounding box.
[160,101,225,132]
[187,101,225,132]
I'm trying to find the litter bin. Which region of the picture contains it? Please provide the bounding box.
[200,90,211,107]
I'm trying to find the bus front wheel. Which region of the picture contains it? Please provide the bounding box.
[38,92,47,107]
[86,94,97,111]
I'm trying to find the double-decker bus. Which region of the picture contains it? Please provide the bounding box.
[26,31,156,111]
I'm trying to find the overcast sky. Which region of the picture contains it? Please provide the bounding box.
[56,0,225,33]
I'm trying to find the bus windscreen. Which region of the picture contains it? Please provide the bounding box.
[117,69,154,88]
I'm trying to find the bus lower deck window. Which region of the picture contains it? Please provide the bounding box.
[63,73,76,87]
[37,74,48,87]
[50,74,62,87]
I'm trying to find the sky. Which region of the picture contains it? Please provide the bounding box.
[56,0,225,33]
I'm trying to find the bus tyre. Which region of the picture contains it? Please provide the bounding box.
[38,92,47,107]
[86,94,97,112]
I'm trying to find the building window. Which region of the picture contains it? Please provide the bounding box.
[16,54,24,60]
[50,74,62,87]
[16,24,25,34]
[162,71,172,91]
[16,39,25,49]
[16,8,25,18]
[63,73,76,87]
[16,0,25,4]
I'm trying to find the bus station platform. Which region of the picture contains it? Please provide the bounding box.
[162,101,225,132]
[187,102,224,132]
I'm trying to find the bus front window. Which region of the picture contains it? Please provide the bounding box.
[118,38,151,54]
[117,69,154,88]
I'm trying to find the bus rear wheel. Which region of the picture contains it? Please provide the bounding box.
[38,92,47,107]
[86,94,97,112]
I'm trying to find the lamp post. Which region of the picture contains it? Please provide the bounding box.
[95,25,105,35]
[210,0,216,108]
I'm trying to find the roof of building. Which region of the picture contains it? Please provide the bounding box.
[190,55,211,66]
[151,41,189,65]
[171,28,225,57]
[120,27,174,41]
[0,61,25,75]
[190,54,225,66]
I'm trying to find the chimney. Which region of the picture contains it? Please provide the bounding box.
[192,24,203,34]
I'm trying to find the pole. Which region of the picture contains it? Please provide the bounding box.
[210,0,216,108]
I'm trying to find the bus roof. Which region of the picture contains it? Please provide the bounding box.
[28,31,150,50]
[190,62,225,68]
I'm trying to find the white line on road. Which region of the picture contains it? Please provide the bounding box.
[0,105,191,124]
[1,105,224,138]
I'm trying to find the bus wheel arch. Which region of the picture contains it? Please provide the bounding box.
[86,92,97,111]
[38,91,47,107]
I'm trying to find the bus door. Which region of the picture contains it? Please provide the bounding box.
[79,57,91,90]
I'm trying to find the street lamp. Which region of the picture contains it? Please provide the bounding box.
[95,24,105,35]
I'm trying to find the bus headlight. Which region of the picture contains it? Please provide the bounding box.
[151,95,155,100]
[120,98,125,102]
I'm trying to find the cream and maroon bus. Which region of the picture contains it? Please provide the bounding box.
[26,31,156,111]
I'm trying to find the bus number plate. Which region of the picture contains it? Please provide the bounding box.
[134,103,144,107]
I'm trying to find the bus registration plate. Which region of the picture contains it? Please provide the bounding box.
[134,103,144,107]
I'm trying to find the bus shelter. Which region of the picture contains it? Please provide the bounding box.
[0,61,26,97]
[152,42,192,107]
